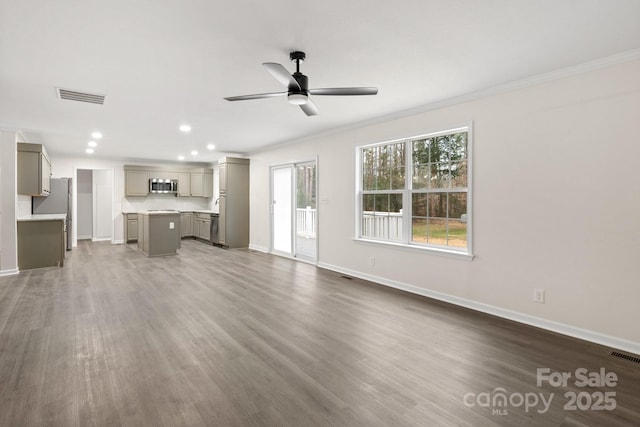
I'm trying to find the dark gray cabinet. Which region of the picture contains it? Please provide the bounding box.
[17,219,65,269]
[218,157,249,248]
[17,143,51,196]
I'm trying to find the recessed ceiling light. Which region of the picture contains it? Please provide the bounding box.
[177,155,185,161]
[207,144,215,150]
[179,124,191,133]
[91,131,102,139]
[88,141,98,147]
[86,148,94,154]
[191,150,198,156]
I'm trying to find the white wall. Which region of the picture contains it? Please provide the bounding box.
[0,131,18,274]
[92,169,113,240]
[51,157,215,245]
[76,169,92,239]
[249,59,640,351]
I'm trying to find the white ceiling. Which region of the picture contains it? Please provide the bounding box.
[1,0,639,164]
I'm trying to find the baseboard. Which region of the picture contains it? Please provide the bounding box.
[317,262,640,355]
[0,268,19,276]
[91,237,112,242]
[248,244,269,253]
[113,239,124,244]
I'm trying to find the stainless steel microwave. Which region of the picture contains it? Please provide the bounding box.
[149,178,178,194]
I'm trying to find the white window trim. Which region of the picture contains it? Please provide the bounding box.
[355,123,473,257]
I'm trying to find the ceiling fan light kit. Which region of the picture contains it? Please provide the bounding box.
[224,51,378,116]
[288,93,308,105]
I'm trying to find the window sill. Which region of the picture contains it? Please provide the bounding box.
[353,237,474,261]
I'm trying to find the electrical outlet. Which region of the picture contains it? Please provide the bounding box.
[369,256,375,267]
[169,222,175,229]
[534,288,545,304]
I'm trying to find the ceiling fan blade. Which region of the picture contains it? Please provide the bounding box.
[224,92,287,101]
[300,98,318,116]
[308,87,378,96]
[262,62,301,90]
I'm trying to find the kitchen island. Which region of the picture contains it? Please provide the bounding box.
[137,211,181,257]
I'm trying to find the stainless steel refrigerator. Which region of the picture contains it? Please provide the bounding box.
[32,177,72,251]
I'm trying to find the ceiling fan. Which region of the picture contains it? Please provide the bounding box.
[224,51,378,116]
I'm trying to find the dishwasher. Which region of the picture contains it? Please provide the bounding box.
[210,213,220,245]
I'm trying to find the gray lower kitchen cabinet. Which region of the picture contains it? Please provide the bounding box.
[125,170,149,196]
[123,213,138,242]
[194,213,211,241]
[181,212,193,237]
[17,219,65,270]
[17,143,51,196]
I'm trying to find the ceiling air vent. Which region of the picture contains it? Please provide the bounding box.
[56,88,106,105]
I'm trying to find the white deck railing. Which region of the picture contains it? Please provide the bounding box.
[296,209,403,240]
[362,211,403,240]
[296,207,317,238]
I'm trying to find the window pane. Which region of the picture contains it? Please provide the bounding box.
[452,132,467,160]
[362,193,402,241]
[448,192,467,220]
[390,143,405,168]
[450,161,467,188]
[362,194,375,212]
[447,219,467,248]
[411,218,427,243]
[413,165,429,189]
[426,218,447,245]
[412,193,427,217]
[374,194,388,212]
[362,166,374,190]
[389,193,403,213]
[428,193,447,217]
[434,136,451,163]
[391,167,405,190]
[412,139,431,165]
[376,168,390,190]
[430,163,450,189]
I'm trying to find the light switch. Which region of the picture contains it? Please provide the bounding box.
[169,222,175,229]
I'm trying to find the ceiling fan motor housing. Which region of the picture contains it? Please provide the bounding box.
[291,72,308,95]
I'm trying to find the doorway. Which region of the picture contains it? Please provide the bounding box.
[270,161,317,262]
[73,168,114,245]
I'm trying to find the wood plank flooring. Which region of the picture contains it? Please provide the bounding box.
[0,240,638,426]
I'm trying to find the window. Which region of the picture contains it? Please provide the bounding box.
[357,126,471,254]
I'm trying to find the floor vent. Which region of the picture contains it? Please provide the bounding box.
[340,275,353,280]
[610,351,640,364]
[57,88,106,105]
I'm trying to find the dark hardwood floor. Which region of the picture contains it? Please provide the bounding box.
[0,240,638,426]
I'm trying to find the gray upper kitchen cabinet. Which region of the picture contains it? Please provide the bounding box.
[178,172,191,196]
[188,172,213,198]
[203,172,213,197]
[125,170,149,196]
[17,143,52,196]
[190,173,203,197]
[218,157,249,248]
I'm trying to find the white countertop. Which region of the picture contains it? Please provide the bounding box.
[138,210,181,215]
[18,214,67,222]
